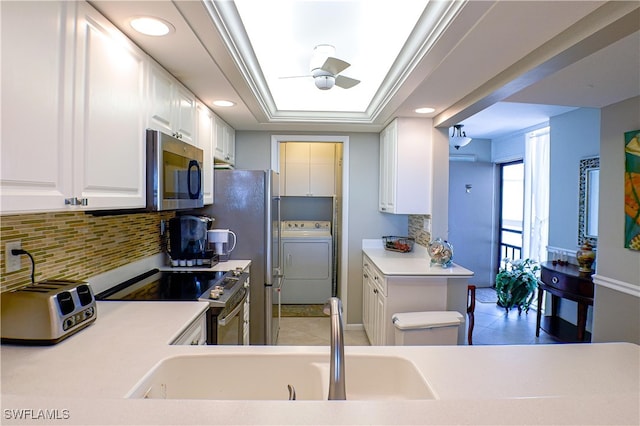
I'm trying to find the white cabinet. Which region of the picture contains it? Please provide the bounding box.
[1,1,146,213]
[172,312,206,345]
[73,2,147,210]
[362,256,387,345]
[196,102,214,205]
[148,62,196,145]
[281,142,335,196]
[379,118,432,214]
[1,1,74,213]
[214,115,235,166]
[362,253,448,345]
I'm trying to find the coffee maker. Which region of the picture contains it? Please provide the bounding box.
[168,215,217,267]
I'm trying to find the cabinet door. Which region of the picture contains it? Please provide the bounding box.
[362,268,373,342]
[223,123,235,165]
[196,102,214,205]
[148,62,175,135]
[309,143,335,196]
[175,85,196,144]
[0,1,74,213]
[73,2,147,209]
[283,143,310,196]
[379,121,397,212]
[213,115,235,164]
[373,290,386,345]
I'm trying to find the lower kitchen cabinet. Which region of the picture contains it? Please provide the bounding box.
[172,312,207,345]
[362,254,448,345]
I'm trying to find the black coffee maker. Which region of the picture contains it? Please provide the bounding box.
[168,215,217,266]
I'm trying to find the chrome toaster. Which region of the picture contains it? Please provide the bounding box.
[1,280,97,345]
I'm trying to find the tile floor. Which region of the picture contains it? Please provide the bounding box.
[276,292,561,346]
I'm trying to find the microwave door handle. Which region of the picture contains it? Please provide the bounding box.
[218,299,244,326]
[187,160,202,199]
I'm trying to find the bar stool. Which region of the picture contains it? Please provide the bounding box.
[467,285,476,345]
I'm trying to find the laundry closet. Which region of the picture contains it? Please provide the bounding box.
[279,142,343,305]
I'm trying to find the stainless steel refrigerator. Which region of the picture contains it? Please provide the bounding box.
[203,170,282,345]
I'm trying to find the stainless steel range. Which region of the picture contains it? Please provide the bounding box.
[95,269,249,345]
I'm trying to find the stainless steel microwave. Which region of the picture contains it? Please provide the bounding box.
[146,129,204,211]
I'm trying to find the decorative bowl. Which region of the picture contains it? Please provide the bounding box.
[428,238,453,268]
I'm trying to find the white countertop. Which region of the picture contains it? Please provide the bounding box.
[363,239,474,277]
[1,300,638,425]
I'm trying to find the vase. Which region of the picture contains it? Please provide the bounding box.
[576,241,596,273]
[428,238,453,268]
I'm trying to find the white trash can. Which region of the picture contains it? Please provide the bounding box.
[392,311,464,346]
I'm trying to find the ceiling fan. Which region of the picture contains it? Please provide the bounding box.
[281,44,361,91]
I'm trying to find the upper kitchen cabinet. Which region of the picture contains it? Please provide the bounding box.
[214,115,235,166]
[73,1,147,210]
[196,101,214,205]
[379,118,432,214]
[280,142,336,197]
[1,1,74,213]
[0,1,146,213]
[148,62,196,145]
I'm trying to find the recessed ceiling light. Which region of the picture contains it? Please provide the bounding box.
[129,17,174,36]
[212,100,235,107]
[415,107,435,114]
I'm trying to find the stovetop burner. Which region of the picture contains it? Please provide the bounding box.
[95,269,227,302]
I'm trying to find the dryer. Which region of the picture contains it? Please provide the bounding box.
[281,221,332,304]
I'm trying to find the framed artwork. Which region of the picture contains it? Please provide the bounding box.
[624,129,640,250]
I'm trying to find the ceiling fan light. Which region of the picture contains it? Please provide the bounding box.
[314,75,335,90]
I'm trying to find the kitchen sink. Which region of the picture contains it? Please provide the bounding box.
[127,353,436,400]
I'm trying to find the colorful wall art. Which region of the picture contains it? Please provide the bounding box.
[624,129,640,250]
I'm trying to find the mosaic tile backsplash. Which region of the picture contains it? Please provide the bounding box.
[0,211,173,292]
[408,214,431,247]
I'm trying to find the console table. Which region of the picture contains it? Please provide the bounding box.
[536,261,594,343]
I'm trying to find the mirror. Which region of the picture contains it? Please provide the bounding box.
[578,156,599,246]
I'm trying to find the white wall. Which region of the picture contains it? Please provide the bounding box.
[592,96,640,344]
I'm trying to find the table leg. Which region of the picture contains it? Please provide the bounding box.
[536,286,543,337]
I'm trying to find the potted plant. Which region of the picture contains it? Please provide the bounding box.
[495,258,540,314]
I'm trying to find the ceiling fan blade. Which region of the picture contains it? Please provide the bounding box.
[320,56,350,76]
[335,75,360,89]
[279,75,311,79]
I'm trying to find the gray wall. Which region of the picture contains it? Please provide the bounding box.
[234,130,407,326]
[592,96,640,344]
[548,108,600,251]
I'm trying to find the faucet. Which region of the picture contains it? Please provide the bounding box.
[323,297,346,400]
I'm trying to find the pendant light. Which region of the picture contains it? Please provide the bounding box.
[450,124,472,150]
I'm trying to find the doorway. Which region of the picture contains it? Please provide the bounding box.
[270,135,351,342]
[498,161,524,270]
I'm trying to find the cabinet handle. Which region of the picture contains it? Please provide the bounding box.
[373,288,378,294]
[363,274,369,279]
[65,197,88,206]
[552,276,559,284]
[381,207,387,211]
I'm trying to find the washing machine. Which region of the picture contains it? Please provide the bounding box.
[280,220,333,304]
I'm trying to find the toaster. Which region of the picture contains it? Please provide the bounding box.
[1,280,97,345]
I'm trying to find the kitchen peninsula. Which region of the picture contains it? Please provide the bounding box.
[362,239,473,345]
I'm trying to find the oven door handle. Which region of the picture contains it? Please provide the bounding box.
[218,299,244,327]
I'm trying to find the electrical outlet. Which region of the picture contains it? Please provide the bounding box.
[5,241,22,273]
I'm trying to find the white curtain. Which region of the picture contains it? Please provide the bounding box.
[522,128,550,262]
